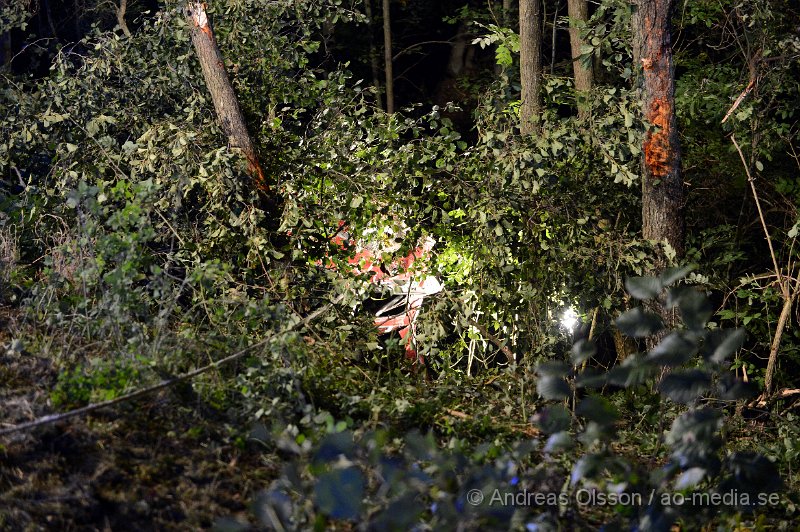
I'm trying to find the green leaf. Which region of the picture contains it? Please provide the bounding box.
[571,339,597,365]
[544,431,573,453]
[536,361,570,376]
[607,355,654,387]
[314,466,364,520]
[575,367,606,389]
[625,276,662,300]
[658,370,711,404]
[571,454,602,484]
[675,467,707,490]
[701,329,745,364]
[533,404,572,434]
[660,265,696,287]
[646,332,698,367]
[675,289,714,332]
[350,195,363,208]
[666,408,722,452]
[575,396,618,426]
[615,307,664,337]
[716,373,757,400]
[537,375,571,400]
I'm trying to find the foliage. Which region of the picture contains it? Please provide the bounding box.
[218,271,785,530]
[1,0,799,529]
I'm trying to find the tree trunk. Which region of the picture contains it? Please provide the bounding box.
[519,0,542,135]
[382,0,394,114]
[1,31,10,67]
[185,2,270,196]
[567,0,592,117]
[363,0,383,109]
[503,0,513,26]
[116,0,132,38]
[632,0,683,260]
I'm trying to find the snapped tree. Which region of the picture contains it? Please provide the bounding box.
[185,2,271,196]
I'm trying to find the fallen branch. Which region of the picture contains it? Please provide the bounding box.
[721,77,756,124]
[732,134,800,396]
[0,297,341,438]
[466,318,515,364]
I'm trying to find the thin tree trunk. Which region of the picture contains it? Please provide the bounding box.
[764,287,797,395]
[549,0,557,76]
[632,0,683,260]
[116,0,132,38]
[519,0,542,135]
[446,23,470,77]
[185,2,270,196]
[503,0,513,26]
[42,0,58,38]
[382,0,394,114]
[1,31,10,67]
[363,0,383,109]
[567,0,592,117]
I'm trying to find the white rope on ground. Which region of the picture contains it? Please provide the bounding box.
[0,297,341,438]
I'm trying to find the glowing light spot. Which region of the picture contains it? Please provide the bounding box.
[560,308,579,330]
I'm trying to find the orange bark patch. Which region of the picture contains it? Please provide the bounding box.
[643,97,672,178]
[245,154,271,195]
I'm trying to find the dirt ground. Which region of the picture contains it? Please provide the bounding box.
[0,319,275,530]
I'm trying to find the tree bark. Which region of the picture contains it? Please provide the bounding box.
[567,0,592,117]
[185,2,270,196]
[632,0,683,260]
[519,0,542,135]
[116,0,132,38]
[382,0,394,114]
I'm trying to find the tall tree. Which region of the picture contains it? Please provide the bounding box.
[567,0,592,117]
[185,2,270,196]
[382,0,394,114]
[519,0,542,134]
[632,0,683,259]
[363,0,383,109]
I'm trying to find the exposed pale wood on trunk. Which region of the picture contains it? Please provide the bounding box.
[185,2,270,195]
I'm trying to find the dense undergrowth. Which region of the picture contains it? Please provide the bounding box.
[1,0,800,530]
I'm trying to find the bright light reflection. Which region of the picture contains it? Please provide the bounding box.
[560,308,579,330]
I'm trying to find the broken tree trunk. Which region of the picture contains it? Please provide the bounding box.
[185,2,270,195]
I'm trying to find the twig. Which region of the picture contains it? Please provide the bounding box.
[392,40,456,61]
[466,318,515,364]
[0,296,342,438]
[721,77,756,124]
[731,134,799,395]
[731,135,784,295]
